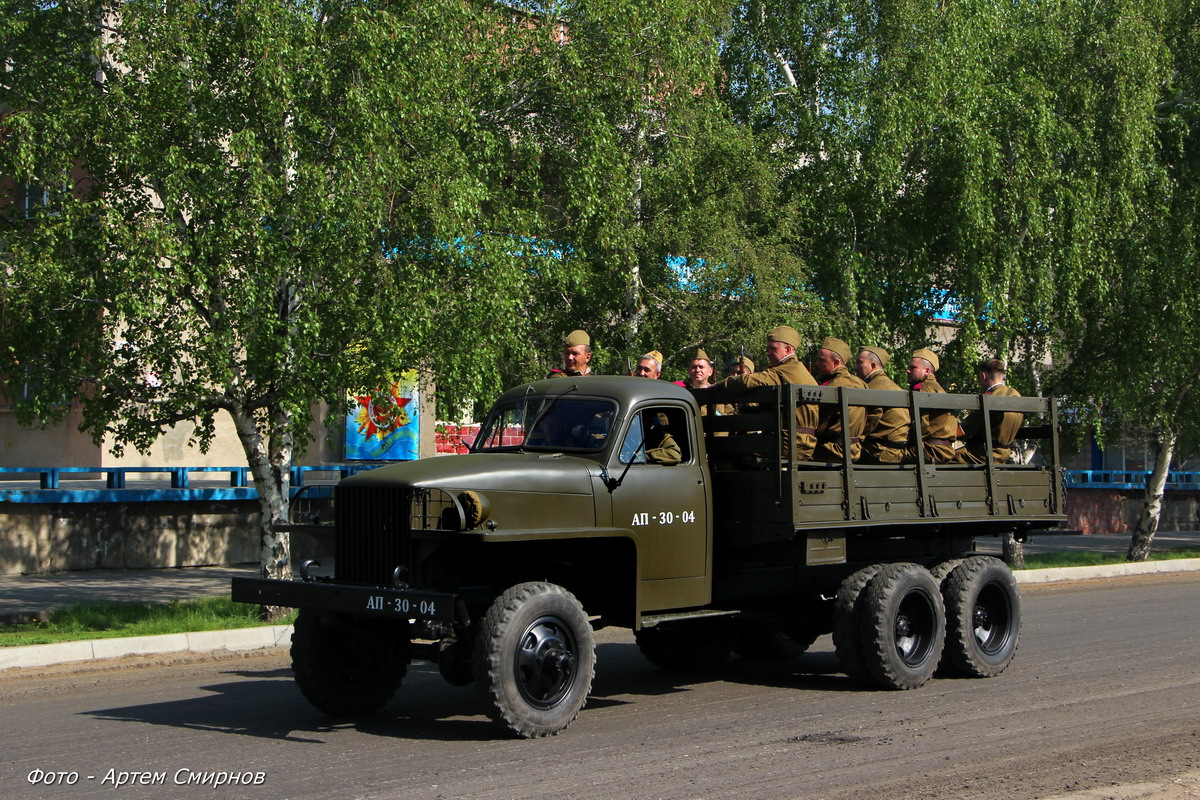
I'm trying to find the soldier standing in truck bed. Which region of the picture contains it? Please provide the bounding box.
[904,348,957,463]
[548,329,595,379]
[811,337,867,462]
[855,346,911,464]
[718,325,817,460]
[956,358,1023,464]
[633,350,664,379]
[713,354,755,422]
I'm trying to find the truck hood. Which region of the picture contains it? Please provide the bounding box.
[342,452,596,496]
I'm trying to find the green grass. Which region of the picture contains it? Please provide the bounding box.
[4,547,1198,647]
[1021,546,1200,570]
[0,596,297,647]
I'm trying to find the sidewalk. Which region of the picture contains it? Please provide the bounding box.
[2,532,1199,672]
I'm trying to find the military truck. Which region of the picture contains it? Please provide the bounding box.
[232,376,1066,738]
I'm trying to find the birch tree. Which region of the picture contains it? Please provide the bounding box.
[0,0,568,601]
[1052,0,1198,560]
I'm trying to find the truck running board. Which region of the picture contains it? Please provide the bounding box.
[641,608,741,628]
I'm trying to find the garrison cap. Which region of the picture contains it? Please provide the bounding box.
[766,325,801,349]
[642,350,664,368]
[912,348,940,372]
[564,329,590,347]
[819,337,851,363]
[860,346,890,368]
[733,355,756,372]
[692,348,711,363]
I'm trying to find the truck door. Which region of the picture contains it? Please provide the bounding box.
[609,404,709,580]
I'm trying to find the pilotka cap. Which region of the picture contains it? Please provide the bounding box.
[913,348,940,372]
[766,325,801,349]
[820,337,852,363]
[860,346,890,368]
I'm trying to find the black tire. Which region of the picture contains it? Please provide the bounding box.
[832,564,888,683]
[930,558,965,586]
[735,616,821,662]
[940,556,1021,677]
[474,582,595,738]
[437,636,475,687]
[290,609,408,717]
[635,618,734,673]
[858,563,945,690]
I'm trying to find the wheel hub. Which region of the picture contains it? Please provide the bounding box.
[515,616,577,709]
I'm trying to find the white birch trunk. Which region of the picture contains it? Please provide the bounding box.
[1128,429,1176,562]
[229,403,293,618]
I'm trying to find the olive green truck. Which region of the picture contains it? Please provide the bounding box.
[232,376,1066,737]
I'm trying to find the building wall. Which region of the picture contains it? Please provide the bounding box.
[0,386,437,470]
[1067,488,1199,535]
[0,500,261,575]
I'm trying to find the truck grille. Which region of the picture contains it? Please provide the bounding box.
[334,484,455,586]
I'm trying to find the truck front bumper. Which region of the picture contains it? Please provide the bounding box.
[231,576,459,624]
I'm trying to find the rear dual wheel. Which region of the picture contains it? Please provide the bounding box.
[940,556,1021,677]
[856,563,946,690]
[835,557,1022,689]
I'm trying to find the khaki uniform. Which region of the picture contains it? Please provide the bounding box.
[813,365,867,462]
[720,354,817,460]
[646,431,682,465]
[547,368,592,379]
[905,375,957,463]
[859,370,911,464]
[957,384,1023,464]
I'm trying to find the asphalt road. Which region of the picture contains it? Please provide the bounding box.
[2,573,1198,800]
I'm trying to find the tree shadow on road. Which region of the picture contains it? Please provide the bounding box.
[82,637,863,744]
[81,661,503,744]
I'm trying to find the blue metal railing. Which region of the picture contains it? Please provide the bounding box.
[0,464,386,503]
[2,464,1198,503]
[1064,470,1200,491]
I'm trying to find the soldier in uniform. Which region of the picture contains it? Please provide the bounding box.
[713,355,755,421]
[633,350,663,379]
[855,346,911,464]
[547,330,594,379]
[956,358,1023,464]
[811,337,867,462]
[904,348,957,463]
[728,355,754,376]
[675,349,715,389]
[645,412,682,465]
[718,325,817,460]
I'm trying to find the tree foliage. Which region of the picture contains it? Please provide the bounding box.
[0,0,586,585]
[1048,0,1199,558]
[2,0,1198,570]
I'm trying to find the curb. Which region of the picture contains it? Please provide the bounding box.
[1013,558,1200,584]
[0,625,293,671]
[3,560,1199,672]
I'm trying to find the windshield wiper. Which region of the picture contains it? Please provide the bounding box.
[605,439,644,493]
[524,383,579,445]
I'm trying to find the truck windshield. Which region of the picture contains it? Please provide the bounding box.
[473,397,617,452]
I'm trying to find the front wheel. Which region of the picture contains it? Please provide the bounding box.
[940,556,1021,677]
[290,609,408,717]
[475,582,595,738]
